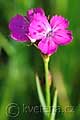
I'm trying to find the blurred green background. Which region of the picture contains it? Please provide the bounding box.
[0,0,80,120]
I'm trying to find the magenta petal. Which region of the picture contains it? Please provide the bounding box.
[27,8,45,20]
[9,14,29,41]
[38,37,58,55]
[29,14,51,41]
[10,33,28,42]
[53,30,73,45]
[50,15,69,30]
[27,8,45,16]
[33,8,45,15]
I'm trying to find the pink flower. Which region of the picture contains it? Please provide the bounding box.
[9,8,44,42]
[9,15,29,42]
[9,8,73,55]
[29,13,73,55]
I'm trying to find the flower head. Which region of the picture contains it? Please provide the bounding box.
[9,8,44,42]
[29,13,73,55]
[9,8,73,55]
[9,15,29,42]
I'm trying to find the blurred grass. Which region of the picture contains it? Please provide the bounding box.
[0,0,80,120]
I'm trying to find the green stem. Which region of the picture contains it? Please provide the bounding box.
[50,90,57,120]
[36,74,47,117]
[43,56,51,118]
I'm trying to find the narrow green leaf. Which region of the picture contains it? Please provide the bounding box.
[36,74,47,116]
[50,90,57,120]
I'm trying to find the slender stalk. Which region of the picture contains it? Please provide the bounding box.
[50,90,57,120]
[43,56,51,118]
[36,74,47,117]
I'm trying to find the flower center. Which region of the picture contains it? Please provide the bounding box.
[47,30,52,37]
